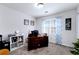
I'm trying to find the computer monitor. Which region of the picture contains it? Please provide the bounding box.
[31,30,39,36]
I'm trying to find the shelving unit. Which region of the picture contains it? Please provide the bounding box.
[9,35,24,51]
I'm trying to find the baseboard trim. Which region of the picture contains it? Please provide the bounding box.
[49,42,73,48]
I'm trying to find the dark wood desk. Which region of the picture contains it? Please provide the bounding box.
[27,36,48,51]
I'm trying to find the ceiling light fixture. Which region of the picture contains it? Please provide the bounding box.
[35,3,44,8]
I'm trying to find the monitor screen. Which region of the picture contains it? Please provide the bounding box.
[31,30,39,36]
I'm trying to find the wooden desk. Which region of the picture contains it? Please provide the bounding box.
[27,36,48,51]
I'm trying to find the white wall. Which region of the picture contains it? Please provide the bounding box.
[36,9,77,47]
[76,7,79,38]
[0,5,36,41]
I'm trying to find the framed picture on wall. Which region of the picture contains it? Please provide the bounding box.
[24,19,29,25]
[30,20,34,26]
[65,18,71,30]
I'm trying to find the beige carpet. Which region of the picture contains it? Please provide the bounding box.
[10,43,72,55]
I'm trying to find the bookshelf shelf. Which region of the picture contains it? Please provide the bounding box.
[9,35,24,51]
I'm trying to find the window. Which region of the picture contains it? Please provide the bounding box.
[42,17,62,44]
[42,19,56,34]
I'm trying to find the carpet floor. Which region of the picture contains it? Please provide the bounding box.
[10,43,72,55]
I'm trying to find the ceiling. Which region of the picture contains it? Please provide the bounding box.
[0,3,79,18]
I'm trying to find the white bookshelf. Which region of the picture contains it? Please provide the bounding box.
[9,35,24,51]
